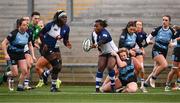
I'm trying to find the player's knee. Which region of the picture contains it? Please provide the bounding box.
[21,69,28,76]
[107,63,116,70]
[52,67,61,74]
[51,73,58,80]
[161,62,168,69]
[51,59,62,74]
[127,82,138,93]
[12,71,18,77]
[128,87,138,93]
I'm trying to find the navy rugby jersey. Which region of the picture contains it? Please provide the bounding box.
[174,30,180,47]
[40,21,70,49]
[136,31,148,48]
[92,29,118,54]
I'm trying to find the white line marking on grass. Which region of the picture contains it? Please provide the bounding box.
[0,101,179,103]
[91,92,180,95]
[0,91,180,96]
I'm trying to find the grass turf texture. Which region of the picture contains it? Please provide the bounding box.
[0,85,180,103]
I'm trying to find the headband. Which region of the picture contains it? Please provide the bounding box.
[58,12,67,18]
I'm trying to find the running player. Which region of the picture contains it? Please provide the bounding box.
[145,15,176,88]
[39,10,71,92]
[165,25,180,91]
[35,19,62,89]
[135,20,148,92]
[1,18,35,91]
[29,11,41,47]
[22,16,37,90]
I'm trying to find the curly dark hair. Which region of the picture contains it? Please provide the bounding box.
[95,19,108,28]
[53,10,65,26]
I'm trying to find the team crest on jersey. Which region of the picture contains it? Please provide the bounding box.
[103,34,107,37]
[152,28,156,32]
[8,33,13,37]
[121,35,125,39]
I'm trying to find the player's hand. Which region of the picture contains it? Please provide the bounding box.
[169,42,175,48]
[148,41,154,45]
[129,49,136,57]
[5,54,10,60]
[90,44,97,48]
[66,41,72,49]
[32,56,37,63]
[43,44,49,52]
[142,49,146,57]
[56,35,62,40]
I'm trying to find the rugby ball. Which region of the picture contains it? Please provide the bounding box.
[82,38,91,52]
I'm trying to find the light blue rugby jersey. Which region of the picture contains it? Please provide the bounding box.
[7,29,30,52]
[118,58,135,81]
[123,33,137,49]
[152,26,175,50]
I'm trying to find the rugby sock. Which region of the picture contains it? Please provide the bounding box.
[51,79,57,88]
[96,71,103,89]
[6,71,12,76]
[165,82,171,86]
[8,77,14,89]
[17,84,23,88]
[152,76,157,80]
[176,79,180,87]
[177,79,180,83]
[24,79,29,87]
[141,78,145,87]
[108,69,115,92]
[43,69,50,77]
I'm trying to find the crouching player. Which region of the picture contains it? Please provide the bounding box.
[100,48,138,93]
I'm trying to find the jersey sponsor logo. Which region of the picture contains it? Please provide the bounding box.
[54,28,58,31]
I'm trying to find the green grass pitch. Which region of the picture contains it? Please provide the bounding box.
[0,85,180,103]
